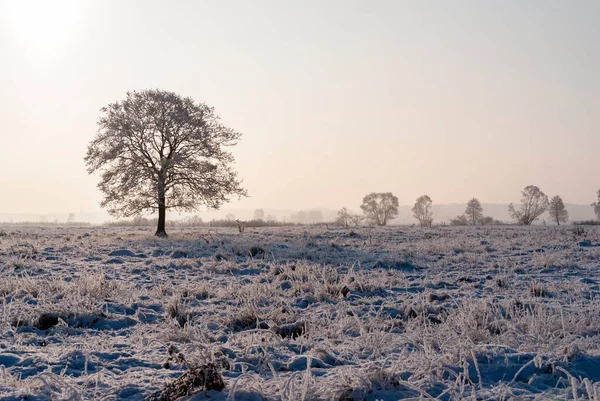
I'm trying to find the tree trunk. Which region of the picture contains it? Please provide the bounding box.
[156,202,167,237]
[156,178,167,237]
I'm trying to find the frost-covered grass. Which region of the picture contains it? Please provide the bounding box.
[1,225,600,400]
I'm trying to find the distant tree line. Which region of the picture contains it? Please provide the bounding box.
[332,185,600,227]
[104,213,299,228]
[449,198,503,226]
[100,186,600,230]
[452,186,568,226]
[0,221,92,227]
[42,185,600,230]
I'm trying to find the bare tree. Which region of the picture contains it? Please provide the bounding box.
[360,192,399,226]
[253,209,265,221]
[548,195,568,225]
[464,198,483,225]
[592,190,600,221]
[85,89,246,237]
[235,219,246,233]
[336,207,352,228]
[508,185,549,225]
[412,195,433,227]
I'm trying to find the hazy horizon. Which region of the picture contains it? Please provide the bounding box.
[0,201,596,225]
[2,0,599,216]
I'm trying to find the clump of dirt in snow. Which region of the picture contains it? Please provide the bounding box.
[148,363,224,400]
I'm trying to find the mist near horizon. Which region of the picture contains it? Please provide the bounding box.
[1,0,599,217]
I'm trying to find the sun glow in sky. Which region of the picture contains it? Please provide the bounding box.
[0,0,599,220]
[2,1,83,62]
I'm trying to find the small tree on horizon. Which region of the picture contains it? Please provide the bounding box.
[548,195,568,225]
[464,198,484,225]
[336,207,352,228]
[360,192,399,226]
[592,190,600,221]
[450,214,468,226]
[253,209,265,221]
[412,195,433,227]
[85,89,247,237]
[508,185,549,225]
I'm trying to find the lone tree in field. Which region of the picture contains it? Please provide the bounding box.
[412,195,433,226]
[548,195,568,225]
[508,185,549,225]
[85,89,246,237]
[464,198,484,225]
[592,190,600,221]
[360,192,399,226]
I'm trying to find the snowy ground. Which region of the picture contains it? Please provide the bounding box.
[1,225,600,400]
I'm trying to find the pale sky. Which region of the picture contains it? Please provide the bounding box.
[1,0,599,216]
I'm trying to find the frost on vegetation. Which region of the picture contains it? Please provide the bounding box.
[149,347,225,400]
[1,225,600,399]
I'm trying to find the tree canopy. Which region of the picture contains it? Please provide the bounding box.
[464,198,483,225]
[548,195,568,225]
[360,193,399,226]
[412,195,433,227]
[508,185,548,225]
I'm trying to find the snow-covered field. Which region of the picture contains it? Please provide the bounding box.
[2,225,600,400]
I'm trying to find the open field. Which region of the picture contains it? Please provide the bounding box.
[1,225,600,400]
